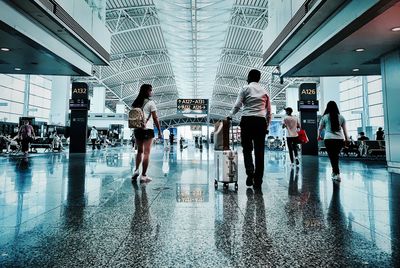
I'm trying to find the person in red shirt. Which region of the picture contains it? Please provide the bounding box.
[18,120,35,155]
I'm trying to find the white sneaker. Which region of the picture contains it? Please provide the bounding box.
[332,174,341,182]
[140,175,152,183]
[132,169,140,180]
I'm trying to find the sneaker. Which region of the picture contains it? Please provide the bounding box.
[246,176,254,187]
[140,175,153,183]
[332,174,341,182]
[132,169,140,180]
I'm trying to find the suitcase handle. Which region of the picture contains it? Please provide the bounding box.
[227,118,236,151]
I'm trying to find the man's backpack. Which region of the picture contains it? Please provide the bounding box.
[128,100,152,129]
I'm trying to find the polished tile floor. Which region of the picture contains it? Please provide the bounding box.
[0,145,399,267]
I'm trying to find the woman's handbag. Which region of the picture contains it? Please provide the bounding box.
[297,129,309,144]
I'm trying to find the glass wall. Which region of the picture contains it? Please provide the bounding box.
[29,76,52,122]
[0,74,26,123]
[0,74,52,124]
[339,76,384,139]
[367,76,384,128]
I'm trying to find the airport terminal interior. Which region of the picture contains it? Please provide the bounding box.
[1,0,400,267]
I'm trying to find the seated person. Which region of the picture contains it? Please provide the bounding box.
[358,132,369,141]
[376,127,385,140]
[357,132,370,157]
[52,133,62,151]
[0,133,10,153]
[9,136,20,152]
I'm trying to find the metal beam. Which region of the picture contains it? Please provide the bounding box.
[101,61,172,82]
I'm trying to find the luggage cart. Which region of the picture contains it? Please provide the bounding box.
[214,119,238,191]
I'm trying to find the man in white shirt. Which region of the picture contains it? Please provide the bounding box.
[89,126,99,150]
[228,69,271,189]
[163,128,170,150]
[282,107,301,166]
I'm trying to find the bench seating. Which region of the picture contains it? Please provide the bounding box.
[31,138,53,152]
[364,140,385,157]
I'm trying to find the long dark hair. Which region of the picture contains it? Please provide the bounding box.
[132,84,152,108]
[323,101,340,132]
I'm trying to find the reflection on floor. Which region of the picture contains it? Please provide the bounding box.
[0,145,399,267]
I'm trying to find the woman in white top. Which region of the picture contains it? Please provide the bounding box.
[131,84,162,183]
[228,69,272,189]
[318,101,349,182]
[282,107,301,166]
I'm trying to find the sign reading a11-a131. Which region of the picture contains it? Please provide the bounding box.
[177,99,208,114]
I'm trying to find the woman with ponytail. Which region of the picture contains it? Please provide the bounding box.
[131,84,162,183]
[318,101,349,182]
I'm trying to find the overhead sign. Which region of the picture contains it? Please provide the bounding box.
[298,100,319,111]
[69,99,90,110]
[299,83,317,101]
[71,82,89,100]
[191,125,202,131]
[177,99,208,114]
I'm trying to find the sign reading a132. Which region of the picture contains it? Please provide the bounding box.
[177,99,208,114]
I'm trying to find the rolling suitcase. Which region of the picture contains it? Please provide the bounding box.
[214,119,238,191]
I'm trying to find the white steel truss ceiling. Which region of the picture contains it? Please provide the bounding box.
[79,0,319,118]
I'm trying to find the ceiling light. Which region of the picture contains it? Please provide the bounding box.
[391,27,400,32]
[1,47,10,52]
[352,68,360,72]
[355,48,365,52]
[14,67,22,71]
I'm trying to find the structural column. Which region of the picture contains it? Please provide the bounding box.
[319,77,341,112]
[90,86,106,113]
[22,75,30,117]
[50,76,70,126]
[381,50,400,171]
[115,102,125,114]
[286,87,299,114]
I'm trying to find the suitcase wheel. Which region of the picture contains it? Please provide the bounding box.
[214,180,218,189]
[234,183,238,191]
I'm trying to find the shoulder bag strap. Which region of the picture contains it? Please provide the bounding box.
[142,99,153,123]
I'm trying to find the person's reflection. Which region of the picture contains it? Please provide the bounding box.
[214,192,239,264]
[242,189,272,264]
[301,159,324,232]
[64,155,86,229]
[162,151,170,177]
[13,157,32,237]
[327,184,347,260]
[285,167,300,227]
[130,182,158,265]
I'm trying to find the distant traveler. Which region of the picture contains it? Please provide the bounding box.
[163,128,170,149]
[19,120,35,155]
[228,69,271,189]
[358,132,369,141]
[282,107,301,166]
[89,126,99,150]
[318,101,349,182]
[376,127,384,140]
[169,132,174,146]
[131,84,162,183]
